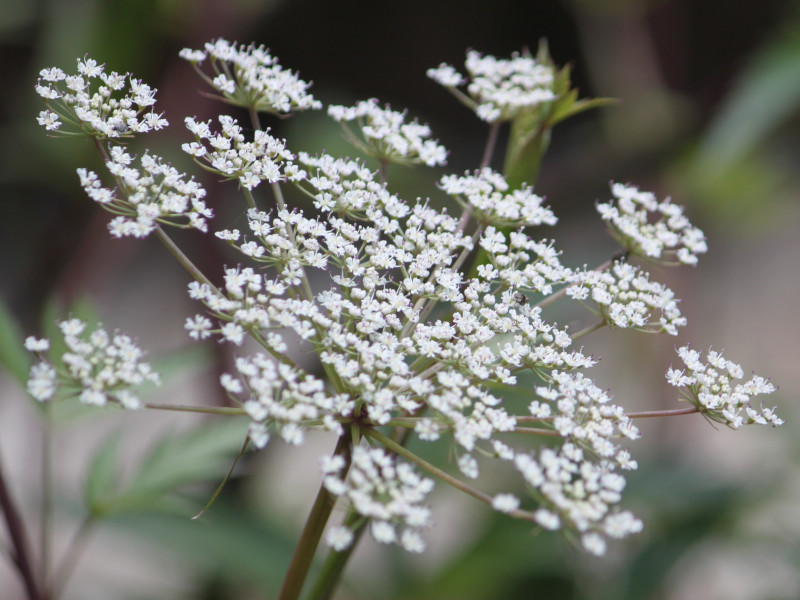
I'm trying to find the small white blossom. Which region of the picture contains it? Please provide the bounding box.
[180,39,322,114]
[35,56,167,139]
[77,150,212,238]
[491,493,520,513]
[325,526,354,551]
[328,99,447,167]
[323,447,433,551]
[597,183,707,265]
[567,261,686,334]
[428,50,556,123]
[668,346,781,429]
[24,336,50,352]
[25,320,159,408]
[183,116,295,190]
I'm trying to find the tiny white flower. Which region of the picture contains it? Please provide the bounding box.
[491,493,520,513]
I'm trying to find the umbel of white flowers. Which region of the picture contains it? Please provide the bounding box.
[32,40,780,558]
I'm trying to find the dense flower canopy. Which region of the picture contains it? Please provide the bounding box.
[30,40,779,561]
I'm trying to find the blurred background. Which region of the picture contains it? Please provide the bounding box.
[1,0,799,598]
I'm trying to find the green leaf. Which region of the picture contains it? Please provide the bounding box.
[697,20,800,171]
[85,431,123,516]
[0,298,31,385]
[550,96,619,126]
[88,417,250,517]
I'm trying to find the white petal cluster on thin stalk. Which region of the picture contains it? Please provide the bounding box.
[35,57,167,138]
[327,99,448,167]
[322,447,434,552]
[517,370,644,555]
[440,168,557,228]
[77,146,212,238]
[25,319,159,409]
[567,260,686,335]
[178,39,322,115]
[667,346,781,429]
[597,183,708,265]
[428,50,556,122]
[182,115,295,190]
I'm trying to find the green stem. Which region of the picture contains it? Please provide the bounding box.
[277,430,354,600]
[570,320,605,341]
[368,430,534,522]
[625,406,699,419]
[141,402,246,416]
[153,227,219,292]
[304,508,369,600]
[242,187,258,211]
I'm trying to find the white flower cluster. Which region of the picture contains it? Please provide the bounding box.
[567,261,686,335]
[179,39,322,115]
[34,44,781,562]
[35,58,167,138]
[597,183,708,265]
[439,168,557,228]
[219,352,352,448]
[667,347,781,429]
[183,115,296,190]
[25,319,159,409]
[77,146,212,238]
[518,370,642,554]
[322,447,434,553]
[428,50,556,122]
[327,99,447,167]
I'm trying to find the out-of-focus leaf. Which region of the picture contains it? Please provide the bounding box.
[110,497,296,594]
[697,21,800,171]
[87,418,250,517]
[85,431,123,514]
[0,298,31,385]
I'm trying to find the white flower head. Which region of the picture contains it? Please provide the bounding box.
[668,346,780,429]
[25,320,159,408]
[567,261,686,334]
[180,39,322,115]
[35,56,167,139]
[182,115,295,190]
[428,50,556,123]
[328,99,447,167]
[598,183,708,265]
[78,149,212,238]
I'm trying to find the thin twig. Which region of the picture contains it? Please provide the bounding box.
[625,406,699,419]
[141,402,246,416]
[480,122,501,170]
[0,446,42,600]
[49,517,94,600]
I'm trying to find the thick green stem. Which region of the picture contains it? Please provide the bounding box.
[277,430,354,600]
[304,508,368,600]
